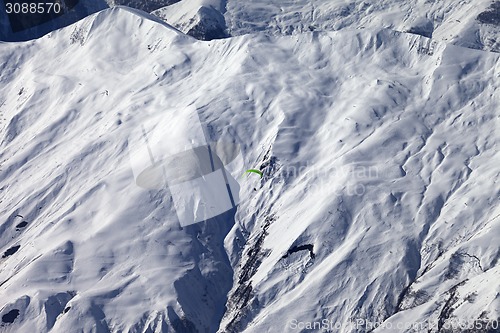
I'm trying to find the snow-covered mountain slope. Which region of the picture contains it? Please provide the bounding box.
[151,0,228,40]
[146,0,500,51]
[4,0,499,49]
[105,0,179,13]
[223,0,500,53]
[0,6,499,333]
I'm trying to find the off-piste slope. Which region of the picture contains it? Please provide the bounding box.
[152,0,228,41]
[0,7,498,333]
[218,29,499,333]
[224,0,500,53]
[143,0,500,51]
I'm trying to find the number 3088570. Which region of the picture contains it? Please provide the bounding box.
[5,2,62,14]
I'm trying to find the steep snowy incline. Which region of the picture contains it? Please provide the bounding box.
[0,7,499,333]
[103,0,500,51]
[217,31,500,332]
[152,0,228,40]
[224,0,500,53]
[0,7,238,333]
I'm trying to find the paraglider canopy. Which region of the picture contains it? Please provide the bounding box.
[244,169,263,178]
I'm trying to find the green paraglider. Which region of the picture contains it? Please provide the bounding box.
[244,169,263,178]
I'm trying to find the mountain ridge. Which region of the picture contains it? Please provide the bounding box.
[0,6,498,333]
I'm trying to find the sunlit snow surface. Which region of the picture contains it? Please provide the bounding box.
[149,0,500,52]
[223,0,500,53]
[0,7,499,333]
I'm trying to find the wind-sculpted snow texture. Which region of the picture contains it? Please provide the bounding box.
[0,5,499,333]
[151,0,228,41]
[223,0,500,53]
[143,0,500,51]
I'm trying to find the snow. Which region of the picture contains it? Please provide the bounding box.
[224,0,500,52]
[0,4,498,333]
[151,0,228,40]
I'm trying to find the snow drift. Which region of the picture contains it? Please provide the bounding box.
[0,6,499,333]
